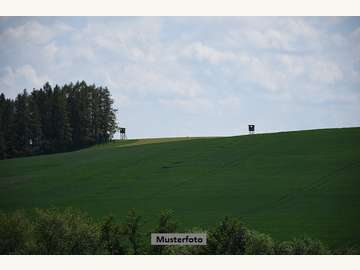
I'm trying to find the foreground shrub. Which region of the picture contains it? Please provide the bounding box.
[0,211,31,254]
[32,208,100,254]
[100,216,129,254]
[245,230,275,255]
[163,227,208,255]
[275,240,295,255]
[291,236,329,255]
[332,246,360,255]
[275,236,329,255]
[151,209,178,255]
[0,208,346,255]
[124,209,143,254]
[206,217,249,254]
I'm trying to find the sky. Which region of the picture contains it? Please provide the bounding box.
[0,16,360,139]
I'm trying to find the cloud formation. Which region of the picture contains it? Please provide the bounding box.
[0,17,359,138]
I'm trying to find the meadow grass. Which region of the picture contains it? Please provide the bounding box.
[1,127,359,249]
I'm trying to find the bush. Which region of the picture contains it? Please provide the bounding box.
[155,209,178,233]
[124,209,143,254]
[245,230,275,255]
[0,208,345,255]
[32,208,100,254]
[275,240,295,255]
[332,246,360,255]
[100,216,129,254]
[163,227,208,255]
[275,236,329,255]
[291,236,329,255]
[206,217,249,254]
[150,209,178,255]
[0,211,32,254]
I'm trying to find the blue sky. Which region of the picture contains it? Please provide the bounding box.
[0,17,360,138]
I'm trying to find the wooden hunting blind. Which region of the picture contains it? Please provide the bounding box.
[248,124,255,134]
[119,127,127,140]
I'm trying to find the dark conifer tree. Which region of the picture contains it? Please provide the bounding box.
[78,81,94,147]
[99,86,117,143]
[0,93,6,159]
[1,97,15,158]
[13,90,32,156]
[0,81,118,159]
[52,85,72,151]
[28,90,43,153]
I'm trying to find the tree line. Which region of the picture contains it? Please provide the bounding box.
[0,81,118,159]
[1,207,357,255]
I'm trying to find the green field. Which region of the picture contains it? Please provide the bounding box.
[1,128,360,249]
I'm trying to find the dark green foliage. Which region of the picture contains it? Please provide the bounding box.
[0,211,32,254]
[32,208,100,254]
[28,93,43,153]
[332,246,360,255]
[162,227,208,255]
[155,209,178,233]
[0,208,354,255]
[0,93,6,159]
[0,81,117,159]
[151,209,178,254]
[206,217,249,254]
[275,241,295,255]
[275,236,329,255]
[245,230,275,255]
[204,217,276,255]
[13,90,32,157]
[292,236,329,255]
[124,209,143,254]
[0,94,15,158]
[100,216,129,254]
[51,85,72,151]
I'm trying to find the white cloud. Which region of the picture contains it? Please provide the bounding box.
[0,20,72,45]
[43,42,59,61]
[279,55,305,77]
[103,64,203,99]
[229,28,292,51]
[308,59,343,84]
[285,18,319,40]
[182,42,238,63]
[0,17,359,137]
[75,17,162,62]
[0,65,49,98]
[158,97,213,114]
[279,55,343,84]
[224,17,322,52]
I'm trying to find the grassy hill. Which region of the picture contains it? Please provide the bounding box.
[1,128,360,248]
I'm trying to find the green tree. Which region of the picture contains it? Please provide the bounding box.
[100,216,129,254]
[33,208,100,255]
[124,209,143,254]
[245,230,275,254]
[1,81,118,159]
[206,217,249,254]
[0,96,15,158]
[151,209,178,254]
[28,92,43,154]
[0,211,32,254]
[98,86,117,143]
[13,90,31,157]
[0,93,6,159]
[52,85,72,151]
[275,236,329,255]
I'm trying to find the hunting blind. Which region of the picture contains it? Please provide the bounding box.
[119,127,127,140]
[248,124,255,135]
